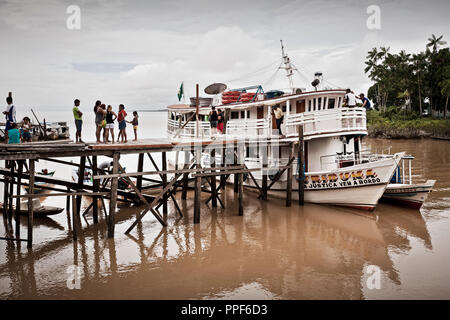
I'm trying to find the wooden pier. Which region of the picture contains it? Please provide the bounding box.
[0,132,305,248]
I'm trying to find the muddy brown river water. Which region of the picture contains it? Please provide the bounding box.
[0,136,449,300]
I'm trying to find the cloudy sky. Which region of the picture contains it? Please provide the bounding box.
[0,0,449,110]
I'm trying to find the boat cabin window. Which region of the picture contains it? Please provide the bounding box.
[337,97,342,108]
[308,100,312,112]
[317,98,322,110]
[231,111,239,119]
[328,98,335,109]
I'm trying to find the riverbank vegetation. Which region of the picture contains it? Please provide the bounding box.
[365,34,449,119]
[367,108,450,139]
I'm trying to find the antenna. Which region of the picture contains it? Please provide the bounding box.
[279,40,297,92]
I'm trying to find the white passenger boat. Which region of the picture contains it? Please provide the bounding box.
[165,42,417,211]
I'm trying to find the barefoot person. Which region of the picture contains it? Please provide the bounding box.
[73,99,83,143]
[3,95,16,143]
[104,105,117,143]
[127,111,138,141]
[95,103,106,143]
[117,104,127,143]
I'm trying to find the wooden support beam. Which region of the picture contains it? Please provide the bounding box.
[66,187,70,212]
[234,142,238,194]
[3,161,9,225]
[286,143,294,207]
[194,146,201,224]
[298,125,304,206]
[15,161,23,238]
[181,151,190,200]
[262,143,268,200]
[72,194,78,240]
[136,153,144,192]
[162,152,168,215]
[8,162,15,224]
[108,153,119,238]
[238,143,244,216]
[92,156,99,224]
[76,156,86,217]
[220,140,226,189]
[211,148,217,208]
[27,159,35,248]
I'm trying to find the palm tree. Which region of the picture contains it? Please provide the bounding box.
[427,34,447,53]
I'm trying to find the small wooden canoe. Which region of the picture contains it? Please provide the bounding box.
[0,203,64,217]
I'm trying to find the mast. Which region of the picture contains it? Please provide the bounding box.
[279,40,297,92]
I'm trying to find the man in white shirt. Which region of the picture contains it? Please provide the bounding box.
[344,89,356,107]
[3,95,16,142]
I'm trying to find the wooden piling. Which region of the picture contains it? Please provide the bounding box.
[262,142,268,200]
[181,150,189,200]
[238,143,244,216]
[76,156,86,216]
[194,146,201,224]
[27,159,35,248]
[298,125,304,205]
[66,187,70,212]
[286,142,293,207]
[15,161,23,238]
[92,156,99,224]
[234,142,238,193]
[220,140,226,189]
[108,152,119,237]
[211,148,217,208]
[2,161,9,225]
[8,162,15,224]
[136,153,144,192]
[72,194,78,240]
[162,152,168,215]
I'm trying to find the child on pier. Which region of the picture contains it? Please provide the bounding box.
[127,111,138,141]
[117,104,127,143]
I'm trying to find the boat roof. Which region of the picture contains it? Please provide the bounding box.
[167,89,346,113]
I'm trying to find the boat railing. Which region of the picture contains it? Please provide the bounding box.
[285,107,367,137]
[167,118,212,138]
[225,118,270,137]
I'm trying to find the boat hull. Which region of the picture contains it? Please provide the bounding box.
[381,180,436,209]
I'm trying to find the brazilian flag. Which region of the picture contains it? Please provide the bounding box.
[177,82,184,102]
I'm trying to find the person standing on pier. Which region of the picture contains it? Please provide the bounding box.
[117,104,127,143]
[3,95,16,143]
[127,111,138,141]
[104,105,117,143]
[20,116,32,142]
[7,123,20,144]
[73,99,83,143]
[95,103,106,143]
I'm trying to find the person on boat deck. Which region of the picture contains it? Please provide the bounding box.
[20,116,32,142]
[104,105,117,143]
[217,109,224,133]
[3,95,16,143]
[7,123,20,144]
[73,99,83,143]
[344,89,356,107]
[356,93,371,110]
[273,105,284,136]
[117,104,127,143]
[209,106,218,135]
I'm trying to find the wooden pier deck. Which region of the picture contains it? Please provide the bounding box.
[0,130,305,248]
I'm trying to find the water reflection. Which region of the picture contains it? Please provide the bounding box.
[0,187,433,299]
